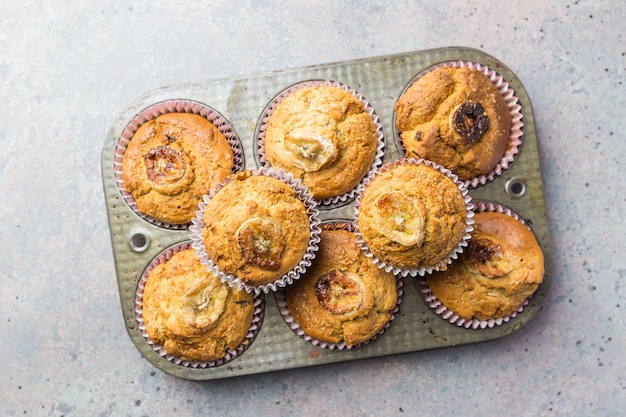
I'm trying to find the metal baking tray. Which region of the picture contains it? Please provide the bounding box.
[102,47,552,380]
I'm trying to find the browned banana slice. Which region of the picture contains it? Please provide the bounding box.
[452,101,490,144]
[375,192,424,246]
[284,128,338,172]
[314,270,373,314]
[466,237,514,278]
[143,145,188,184]
[181,278,228,330]
[236,217,285,270]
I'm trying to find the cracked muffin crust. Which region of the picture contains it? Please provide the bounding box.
[122,112,234,225]
[394,66,512,181]
[142,247,255,363]
[284,225,398,347]
[263,85,378,200]
[426,210,544,321]
[200,170,312,287]
[356,160,468,271]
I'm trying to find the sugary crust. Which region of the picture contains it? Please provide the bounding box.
[395,67,512,180]
[142,248,254,362]
[122,112,234,224]
[426,211,544,320]
[285,228,397,347]
[264,86,378,200]
[357,163,467,270]
[201,171,311,286]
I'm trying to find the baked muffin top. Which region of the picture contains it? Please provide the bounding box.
[122,112,234,224]
[142,247,255,363]
[426,211,544,321]
[285,226,398,347]
[394,66,512,181]
[201,170,312,287]
[263,85,378,200]
[356,160,468,271]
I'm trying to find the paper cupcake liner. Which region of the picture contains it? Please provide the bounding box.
[417,201,536,329]
[353,158,475,277]
[134,241,265,368]
[393,61,524,189]
[113,99,244,229]
[275,220,404,350]
[189,166,322,295]
[255,79,386,208]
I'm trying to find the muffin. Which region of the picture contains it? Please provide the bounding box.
[122,111,235,225]
[192,169,320,292]
[141,246,256,363]
[355,158,472,275]
[424,206,544,323]
[261,83,380,201]
[394,65,513,182]
[282,222,400,348]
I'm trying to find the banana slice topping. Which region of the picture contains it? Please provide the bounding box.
[181,278,228,330]
[375,192,425,246]
[236,217,285,270]
[284,128,337,172]
[466,237,514,278]
[314,270,372,315]
[143,145,188,184]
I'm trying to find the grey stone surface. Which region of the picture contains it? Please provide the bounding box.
[0,1,624,416]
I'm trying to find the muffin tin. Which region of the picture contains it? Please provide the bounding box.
[102,47,553,380]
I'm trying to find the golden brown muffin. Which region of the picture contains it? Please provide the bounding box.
[142,248,255,363]
[263,85,378,200]
[285,226,398,347]
[394,66,512,181]
[356,160,468,271]
[122,112,234,224]
[426,211,544,320]
[201,170,312,287]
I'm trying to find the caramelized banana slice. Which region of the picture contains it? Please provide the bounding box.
[375,192,424,246]
[143,145,188,184]
[314,270,372,314]
[181,278,228,330]
[236,217,285,270]
[466,237,514,278]
[452,101,490,143]
[284,128,338,172]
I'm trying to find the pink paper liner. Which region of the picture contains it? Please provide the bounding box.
[255,79,385,208]
[353,158,475,277]
[393,61,524,189]
[134,241,265,368]
[113,99,244,229]
[189,166,322,295]
[275,220,404,350]
[417,201,537,329]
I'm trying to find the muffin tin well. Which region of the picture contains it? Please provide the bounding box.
[102,47,552,380]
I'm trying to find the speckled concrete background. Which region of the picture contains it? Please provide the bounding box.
[0,1,624,416]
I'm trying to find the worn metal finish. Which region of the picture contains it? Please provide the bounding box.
[101,47,552,380]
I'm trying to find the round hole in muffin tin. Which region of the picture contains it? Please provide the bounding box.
[128,231,151,253]
[505,176,528,199]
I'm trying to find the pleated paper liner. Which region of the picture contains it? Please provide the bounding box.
[113,99,244,229]
[134,241,265,368]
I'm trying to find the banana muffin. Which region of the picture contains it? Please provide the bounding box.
[394,66,512,181]
[122,112,234,224]
[262,84,379,200]
[355,159,470,274]
[142,247,255,363]
[284,223,399,347]
[199,170,315,289]
[425,209,544,321]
